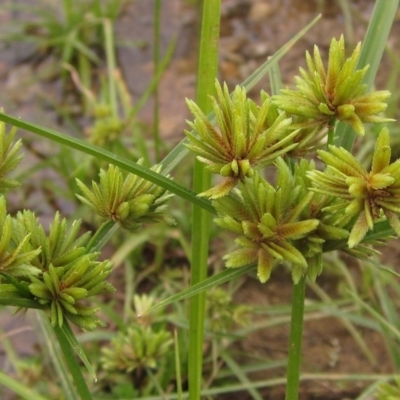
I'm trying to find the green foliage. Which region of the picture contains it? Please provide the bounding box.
[273,35,392,135]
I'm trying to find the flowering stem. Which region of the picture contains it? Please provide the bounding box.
[285,274,306,400]
[188,1,220,399]
[86,220,119,253]
[53,322,92,400]
[327,117,336,147]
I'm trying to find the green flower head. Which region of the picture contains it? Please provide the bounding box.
[0,196,41,278]
[76,163,174,230]
[213,160,320,283]
[13,210,115,330]
[101,325,172,372]
[273,35,392,135]
[185,81,298,198]
[0,121,23,192]
[307,128,400,248]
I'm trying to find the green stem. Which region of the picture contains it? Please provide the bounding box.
[53,323,92,400]
[103,19,118,118]
[285,275,306,400]
[86,220,119,253]
[327,117,336,147]
[188,1,220,399]
[153,0,161,161]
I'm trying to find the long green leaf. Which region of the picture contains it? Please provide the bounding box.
[0,112,215,215]
[0,298,47,309]
[347,290,400,341]
[60,320,97,382]
[188,2,220,399]
[53,321,93,400]
[37,312,80,400]
[148,264,255,313]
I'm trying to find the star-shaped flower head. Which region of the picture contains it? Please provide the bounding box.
[273,35,392,135]
[0,196,41,278]
[213,159,319,283]
[0,121,23,192]
[185,81,299,198]
[13,210,115,330]
[290,159,349,280]
[76,163,174,230]
[307,128,400,248]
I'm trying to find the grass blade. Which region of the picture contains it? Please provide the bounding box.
[37,312,80,400]
[0,112,215,215]
[188,1,220,399]
[221,352,264,400]
[148,264,255,313]
[53,321,93,400]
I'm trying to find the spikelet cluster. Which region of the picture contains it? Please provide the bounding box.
[0,198,115,330]
[185,81,297,198]
[101,325,172,372]
[76,163,174,230]
[213,160,320,283]
[101,294,172,373]
[308,128,400,248]
[0,197,41,277]
[0,121,23,192]
[273,35,392,135]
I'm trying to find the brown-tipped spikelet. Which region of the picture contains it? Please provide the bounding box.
[213,160,320,283]
[0,121,23,192]
[307,128,400,248]
[185,81,298,198]
[76,163,174,230]
[273,35,392,135]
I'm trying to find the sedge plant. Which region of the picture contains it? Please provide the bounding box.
[1,1,400,399]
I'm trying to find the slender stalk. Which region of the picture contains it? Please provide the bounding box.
[188,1,220,399]
[53,323,92,400]
[86,220,119,253]
[285,275,306,400]
[327,117,336,147]
[153,0,161,161]
[103,19,118,118]
[174,330,184,400]
[37,313,80,400]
